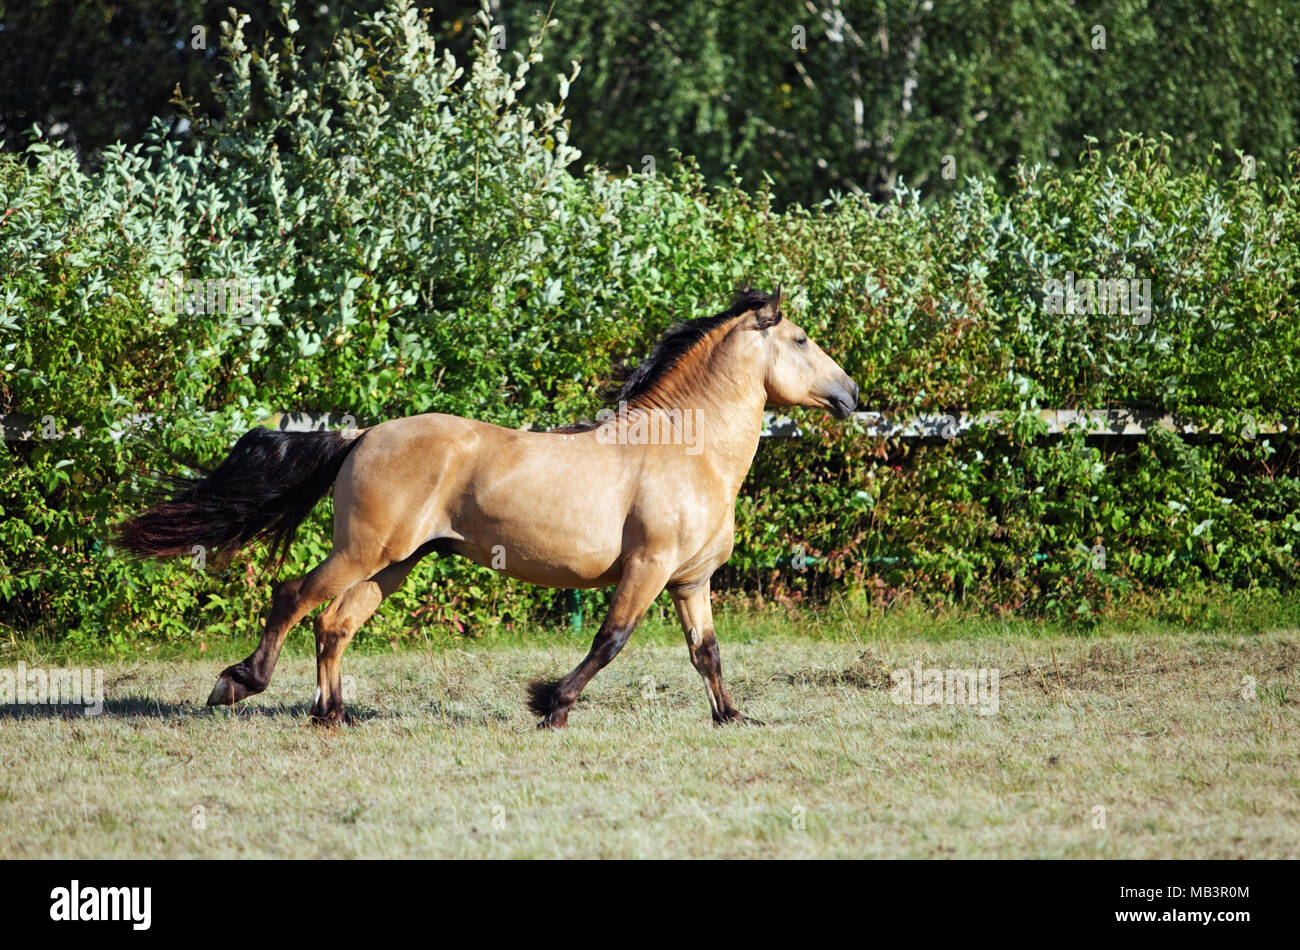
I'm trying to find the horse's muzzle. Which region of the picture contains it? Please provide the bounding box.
[827,379,859,419]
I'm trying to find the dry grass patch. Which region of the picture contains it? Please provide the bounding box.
[0,629,1296,858]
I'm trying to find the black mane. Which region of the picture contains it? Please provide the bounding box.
[607,287,773,404]
[548,288,775,434]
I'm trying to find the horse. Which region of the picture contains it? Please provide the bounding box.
[117,286,858,727]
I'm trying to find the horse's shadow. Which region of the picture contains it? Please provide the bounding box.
[0,697,384,724]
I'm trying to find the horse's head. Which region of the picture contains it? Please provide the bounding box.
[742,286,858,419]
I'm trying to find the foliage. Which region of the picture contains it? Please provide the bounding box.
[2,0,1298,649]
[3,2,1298,207]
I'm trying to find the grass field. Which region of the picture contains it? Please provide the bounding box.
[2,614,1298,858]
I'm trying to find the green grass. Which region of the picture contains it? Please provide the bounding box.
[2,612,1297,858]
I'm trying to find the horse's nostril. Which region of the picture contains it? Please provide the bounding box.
[827,384,858,419]
[838,380,859,414]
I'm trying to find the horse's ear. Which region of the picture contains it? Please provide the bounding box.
[754,286,783,329]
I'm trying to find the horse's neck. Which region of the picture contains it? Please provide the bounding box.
[700,403,767,498]
[643,371,768,497]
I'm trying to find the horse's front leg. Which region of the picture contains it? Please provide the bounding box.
[669,580,758,725]
[526,555,673,729]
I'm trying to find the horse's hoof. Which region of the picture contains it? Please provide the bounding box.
[205,665,261,706]
[526,678,571,729]
[205,665,266,712]
[309,709,349,728]
[536,709,569,730]
[205,675,239,706]
[714,709,763,726]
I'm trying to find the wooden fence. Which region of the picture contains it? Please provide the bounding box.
[3,409,1289,442]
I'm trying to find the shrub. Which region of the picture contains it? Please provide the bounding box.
[2,0,1297,649]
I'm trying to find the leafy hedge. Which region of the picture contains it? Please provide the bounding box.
[3,0,1298,649]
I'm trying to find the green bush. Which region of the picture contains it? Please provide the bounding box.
[506,0,1300,206]
[3,0,1298,650]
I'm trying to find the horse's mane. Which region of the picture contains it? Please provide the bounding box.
[550,288,777,434]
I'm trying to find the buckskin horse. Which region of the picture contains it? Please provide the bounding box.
[117,287,859,727]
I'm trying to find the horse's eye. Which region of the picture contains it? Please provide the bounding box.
[796,335,808,346]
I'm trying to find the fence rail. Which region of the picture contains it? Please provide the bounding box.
[2,409,1290,442]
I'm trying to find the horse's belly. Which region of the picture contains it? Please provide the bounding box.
[451,462,630,588]
[449,519,625,589]
[458,542,622,588]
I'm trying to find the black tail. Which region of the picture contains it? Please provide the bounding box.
[116,428,364,571]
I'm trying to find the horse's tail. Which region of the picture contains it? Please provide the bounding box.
[116,428,364,570]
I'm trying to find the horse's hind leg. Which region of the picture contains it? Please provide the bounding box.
[309,550,428,726]
[205,550,383,707]
[526,555,673,729]
[670,581,755,725]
